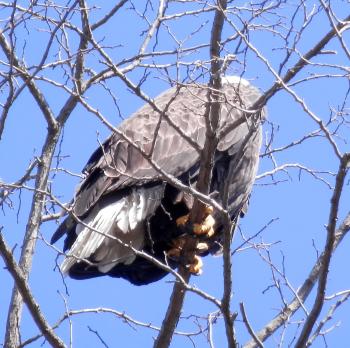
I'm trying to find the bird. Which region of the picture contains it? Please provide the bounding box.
[51,76,265,285]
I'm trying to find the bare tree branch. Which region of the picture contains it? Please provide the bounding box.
[224,11,350,159]
[244,211,350,348]
[307,291,350,346]
[295,153,350,347]
[0,32,58,130]
[0,231,66,348]
[4,128,62,348]
[240,302,264,348]
[1,2,349,347]
[154,1,230,347]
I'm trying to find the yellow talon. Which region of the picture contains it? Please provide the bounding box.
[176,214,189,226]
[167,237,186,259]
[196,242,209,253]
[188,255,203,275]
[204,205,214,215]
[168,235,206,275]
[193,214,215,237]
[176,206,215,238]
[167,247,181,259]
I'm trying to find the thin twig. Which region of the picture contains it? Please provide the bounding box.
[306,291,350,346]
[240,302,264,348]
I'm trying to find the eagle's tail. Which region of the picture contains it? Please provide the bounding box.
[60,186,164,275]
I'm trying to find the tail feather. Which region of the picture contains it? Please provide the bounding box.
[61,198,126,274]
[60,186,164,275]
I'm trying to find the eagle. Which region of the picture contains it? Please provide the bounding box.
[51,76,265,285]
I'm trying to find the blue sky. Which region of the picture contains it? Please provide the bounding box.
[1,1,350,347]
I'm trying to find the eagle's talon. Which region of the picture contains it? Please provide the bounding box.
[204,205,214,215]
[193,214,215,237]
[167,236,186,260]
[167,247,181,260]
[176,214,189,226]
[167,236,205,275]
[188,255,203,275]
[176,205,215,238]
[196,242,209,253]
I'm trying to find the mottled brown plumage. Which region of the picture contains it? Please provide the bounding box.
[52,77,265,285]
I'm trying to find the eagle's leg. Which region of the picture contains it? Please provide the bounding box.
[167,205,215,275]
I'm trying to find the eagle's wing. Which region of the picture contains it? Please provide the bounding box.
[74,81,263,216]
[73,85,208,218]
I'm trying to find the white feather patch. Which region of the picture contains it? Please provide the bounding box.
[61,186,164,274]
[61,198,127,274]
[222,75,251,87]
